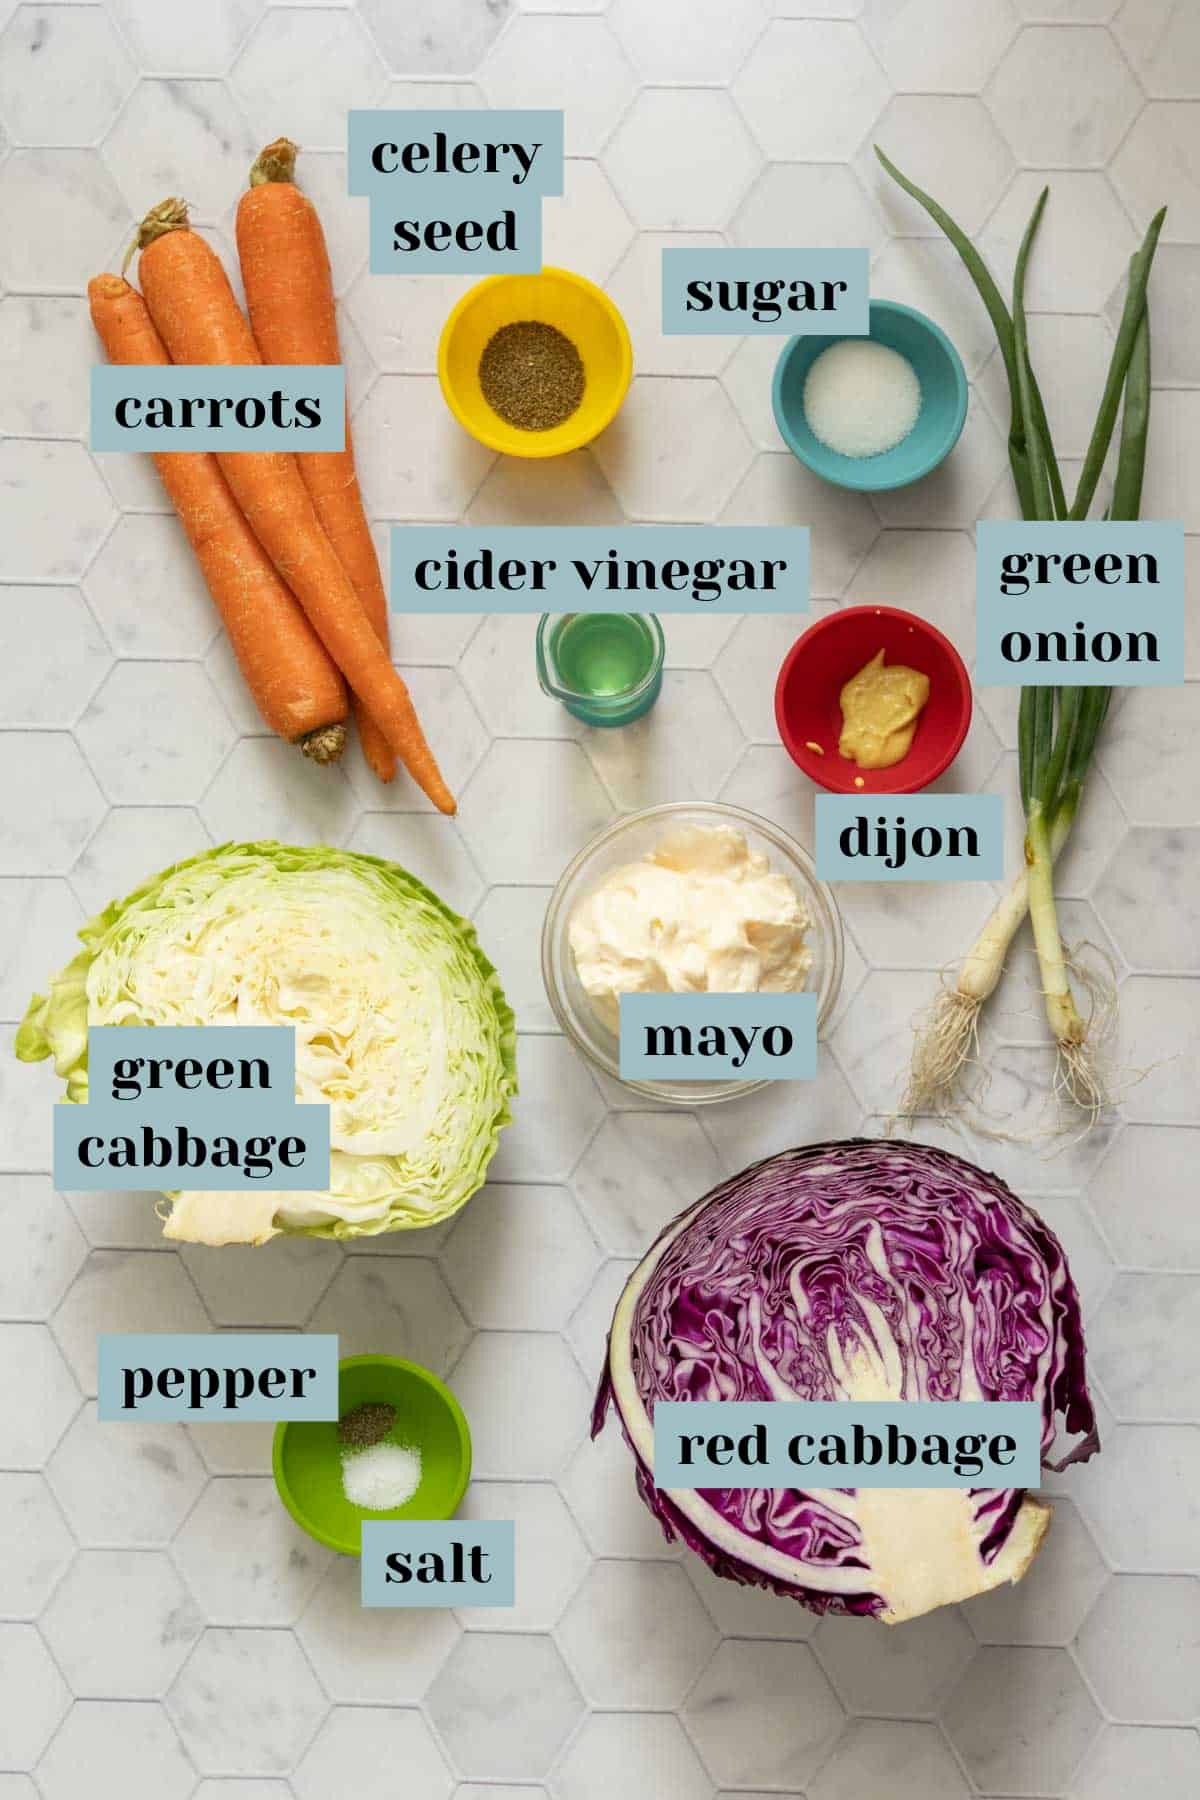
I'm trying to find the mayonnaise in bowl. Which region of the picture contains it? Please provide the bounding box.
[567,822,814,1036]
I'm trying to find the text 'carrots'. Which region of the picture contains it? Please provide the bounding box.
[88,272,348,762]
[135,198,456,815]
[237,137,397,787]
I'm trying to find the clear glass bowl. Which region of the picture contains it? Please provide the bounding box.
[540,801,844,1106]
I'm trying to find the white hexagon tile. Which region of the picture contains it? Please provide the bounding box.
[0,1,1197,1795]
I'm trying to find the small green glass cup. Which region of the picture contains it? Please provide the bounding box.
[536,612,664,727]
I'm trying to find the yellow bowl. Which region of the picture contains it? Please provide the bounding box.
[437,267,633,458]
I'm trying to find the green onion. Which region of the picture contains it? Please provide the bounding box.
[881,147,1164,1127]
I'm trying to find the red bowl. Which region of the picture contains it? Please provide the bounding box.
[774,605,972,795]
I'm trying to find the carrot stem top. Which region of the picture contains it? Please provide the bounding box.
[250,137,299,187]
[123,196,190,273]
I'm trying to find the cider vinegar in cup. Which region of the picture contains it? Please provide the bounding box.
[536,613,664,726]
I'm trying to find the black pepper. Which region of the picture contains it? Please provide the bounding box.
[479,320,585,432]
[337,1401,397,1450]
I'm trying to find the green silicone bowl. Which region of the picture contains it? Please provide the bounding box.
[772,298,968,493]
[273,1355,472,1556]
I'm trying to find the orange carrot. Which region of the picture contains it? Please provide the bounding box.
[236,138,396,786]
[133,199,456,815]
[88,273,348,762]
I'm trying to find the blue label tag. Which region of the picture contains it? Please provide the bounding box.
[815,795,1004,882]
[619,993,817,1082]
[90,365,345,451]
[975,520,1185,685]
[348,109,562,274]
[367,192,544,274]
[661,247,869,336]
[348,111,563,197]
[59,1026,330,1191]
[97,1333,339,1421]
[361,1521,515,1608]
[653,1401,1042,1489]
[389,525,809,613]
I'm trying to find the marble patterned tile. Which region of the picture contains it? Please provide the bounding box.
[1076,1424,1200,1573]
[0,1626,70,1769]
[808,1719,970,1800]
[0,586,112,729]
[593,376,754,521]
[572,1112,723,1255]
[479,16,636,157]
[107,0,266,75]
[962,1500,1108,1647]
[450,1331,589,1479]
[866,96,1015,239]
[814,1606,974,1718]
[51,1249,209,1396]
[683,1640,844,1790]
[559,1427,681,1561]
[456,1480,589,1632]
[427,1633,584,1780]
[76,662,236,806]
[1075,1575,1200,1723]
[40,1549,203,1696]
[942,1645,1101,1794]
[83,513,220,659]
[36,1700,193,1800]
[309,1256,470,1372]
[556,1560,717,1706]
[471,886,559,1033]
[166,1628,328,1776]
[296,1554,461,1702]
[294,1707,453,1800]
[579,671,745,809]
[442,1184,601,1330]
[0,1474,75,1618]
[604,89,761,231]
[541,160,635,287]
[174,1479,331,1625]
[0,6,133,145]
[231,8,387,150]
[564,1256,636,1387]
[102,79,257,225]
[735,20,888,162]
[1089,1125,1200,1270]
[355,375,496,519]
[0,1174,87,1317]
[0,1324,80,1468]
[861,0,1017,92]
[0,149,128,291]
[685,1559,818,1641]
[0,439,115,582]
[46,1406,205,1546]
[1073,1725,1200,1799]
[1111,102,1200,243]
[554,1712,712,1800]
[199,735,361,847]
[720,453,878,596]
[486,1035,605,1182]
[606,232,733,379]
[0,297,92,436]
[986,25,1141,167]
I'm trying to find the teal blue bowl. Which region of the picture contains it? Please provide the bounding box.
[772,299,967,493]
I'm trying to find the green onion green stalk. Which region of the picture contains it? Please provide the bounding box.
[877,147,1165,1125]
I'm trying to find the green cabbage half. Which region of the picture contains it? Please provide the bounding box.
[17,841,517,1244]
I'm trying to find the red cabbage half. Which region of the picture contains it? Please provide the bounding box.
[593,1139,1097,1624]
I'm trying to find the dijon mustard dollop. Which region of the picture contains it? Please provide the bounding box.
[838,649,930,771]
